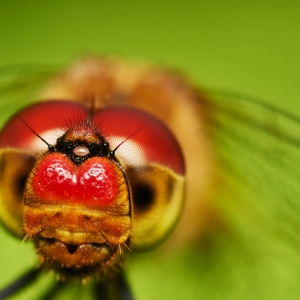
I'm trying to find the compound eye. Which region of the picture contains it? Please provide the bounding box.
[0,101,87,150]
[98,107,185,175]
[96,107,185,251]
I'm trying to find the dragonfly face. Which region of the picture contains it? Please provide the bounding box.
[0,88,185,282]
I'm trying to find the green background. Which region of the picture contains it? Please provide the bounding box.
[1,0,299,110]
[0,1,300,299]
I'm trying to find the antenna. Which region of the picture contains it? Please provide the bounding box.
[111,128,141,155]
[16,115,55,151]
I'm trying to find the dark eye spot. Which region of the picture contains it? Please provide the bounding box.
[132,183,155,213]
[16,174,27,197]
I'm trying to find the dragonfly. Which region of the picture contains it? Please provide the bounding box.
[0,57,299,300]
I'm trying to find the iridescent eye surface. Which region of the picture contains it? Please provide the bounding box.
[0,99,185,279]
[0,101,86,150]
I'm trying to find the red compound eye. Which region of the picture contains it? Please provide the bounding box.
[0,101,87,150]
[98,107,185,175]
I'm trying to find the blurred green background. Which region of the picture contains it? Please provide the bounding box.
[0,0,300,110]
[0,1,300,299]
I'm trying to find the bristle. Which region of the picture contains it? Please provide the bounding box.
[59,109,104,138]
